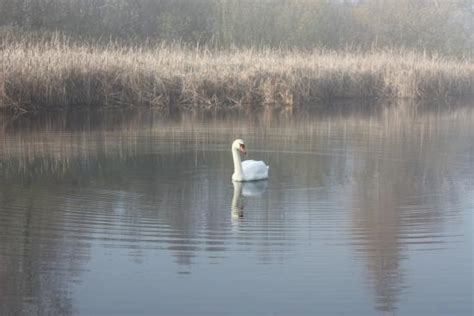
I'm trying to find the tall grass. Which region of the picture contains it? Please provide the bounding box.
[1,35,473,113]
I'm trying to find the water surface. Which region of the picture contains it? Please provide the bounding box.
[0,106,472,315]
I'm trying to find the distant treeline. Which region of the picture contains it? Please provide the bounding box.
[0,0,472,56]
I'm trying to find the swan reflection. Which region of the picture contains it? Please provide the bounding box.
[231,180,267,220]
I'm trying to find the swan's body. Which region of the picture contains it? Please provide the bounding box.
[232,139,269,181]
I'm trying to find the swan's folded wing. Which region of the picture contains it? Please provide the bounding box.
[242,160,269,180]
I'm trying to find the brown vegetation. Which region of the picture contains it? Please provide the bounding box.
[1,38,473,114]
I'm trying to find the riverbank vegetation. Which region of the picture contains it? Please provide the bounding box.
[0,0,473,113]
[1,37,473,113]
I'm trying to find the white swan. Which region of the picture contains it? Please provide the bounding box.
[231,139,269,181]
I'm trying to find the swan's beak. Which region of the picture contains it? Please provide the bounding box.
[239,144,247,155]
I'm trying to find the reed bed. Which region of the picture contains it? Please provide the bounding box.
[1,37,473,113]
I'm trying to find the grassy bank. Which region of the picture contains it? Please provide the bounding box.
[1,38,473,114]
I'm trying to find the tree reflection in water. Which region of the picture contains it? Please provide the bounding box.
[0,105,472,314]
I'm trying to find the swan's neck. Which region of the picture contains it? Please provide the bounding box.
[232,148,243,180]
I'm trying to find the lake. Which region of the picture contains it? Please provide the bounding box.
[0,105,473,315]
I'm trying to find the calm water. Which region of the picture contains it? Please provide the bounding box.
[0,106,473,315]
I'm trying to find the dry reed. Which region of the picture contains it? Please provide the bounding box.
[1,36,473,113]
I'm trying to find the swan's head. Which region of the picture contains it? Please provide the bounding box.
[232,139,247,155]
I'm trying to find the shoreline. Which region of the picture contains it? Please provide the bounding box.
[1,41,473,114]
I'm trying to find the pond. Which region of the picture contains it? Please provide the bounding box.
[0,105,472,315]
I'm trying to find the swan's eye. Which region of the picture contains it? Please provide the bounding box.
[240,144,245,149]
